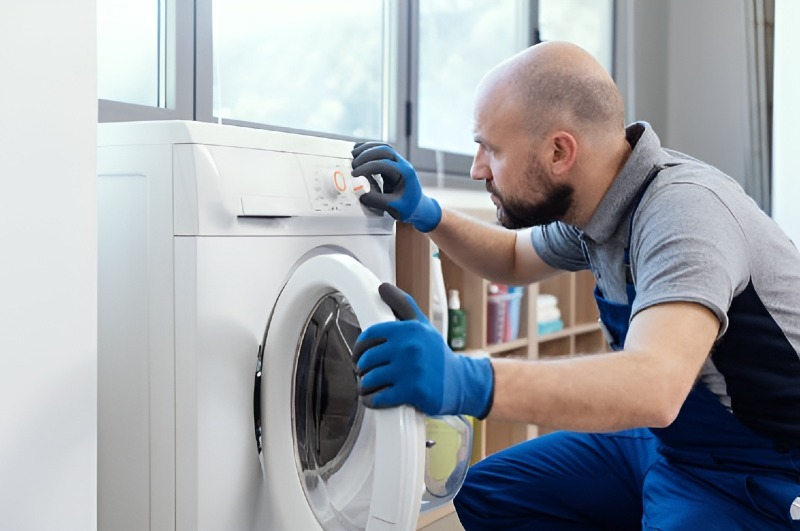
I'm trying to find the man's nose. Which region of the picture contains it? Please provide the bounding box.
[469,160,480,181]
[470,150,490,182]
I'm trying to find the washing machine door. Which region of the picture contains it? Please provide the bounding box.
[259,253,427,530]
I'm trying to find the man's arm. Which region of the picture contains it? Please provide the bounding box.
[489,301,719,431]
[429,208,560,286]
[350,142,561,286]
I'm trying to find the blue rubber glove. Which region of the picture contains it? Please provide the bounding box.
[351,142,442,233]
[354,283,495,418]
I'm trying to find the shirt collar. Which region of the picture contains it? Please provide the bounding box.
[581,122,667,243]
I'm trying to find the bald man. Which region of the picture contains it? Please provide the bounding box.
[351,42,800,529]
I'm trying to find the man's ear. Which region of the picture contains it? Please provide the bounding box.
[549,131,578,176]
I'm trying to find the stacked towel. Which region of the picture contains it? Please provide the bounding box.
[537,294,563,335]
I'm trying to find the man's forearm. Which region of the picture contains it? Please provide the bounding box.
[489,351,683,432]
[488,302,718,432]
[429,208,527,285]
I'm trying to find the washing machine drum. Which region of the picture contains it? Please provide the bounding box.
[257,254,471,531]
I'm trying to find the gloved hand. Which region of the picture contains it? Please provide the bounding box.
[351,142,442,233]
[354,283,494,418]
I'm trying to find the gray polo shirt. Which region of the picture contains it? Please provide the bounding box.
[531,122,800,446]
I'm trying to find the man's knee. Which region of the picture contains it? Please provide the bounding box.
[452,459,498,530]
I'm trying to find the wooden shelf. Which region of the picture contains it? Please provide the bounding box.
[538,322,601,343]
[484,337,529,356]
[537,328,572,342]
[573,322,602,334]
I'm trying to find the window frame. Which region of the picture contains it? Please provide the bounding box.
[98,0,194,121]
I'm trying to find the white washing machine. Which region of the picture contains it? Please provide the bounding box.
[97,121,470,531]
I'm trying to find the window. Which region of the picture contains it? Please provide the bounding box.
[98,0,615,178]
[538,0,614,75]
[416,0,531,157]
[97,0,162,106]
[209,0,394,140]
[97,0,193,120]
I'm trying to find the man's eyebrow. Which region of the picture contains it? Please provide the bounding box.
[474,135,495,151]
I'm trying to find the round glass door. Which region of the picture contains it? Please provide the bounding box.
[258,253,426,531]
[294,292,366,525]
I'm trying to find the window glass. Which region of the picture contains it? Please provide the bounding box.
[538,0,614,74]
[212,0,387,139]
[97,0,161,106]
[418,0,529,156]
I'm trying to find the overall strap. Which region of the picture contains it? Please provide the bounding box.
[623,163,680,302]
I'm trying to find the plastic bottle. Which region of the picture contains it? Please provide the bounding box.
[447,289,467,351]
[430,243,448,337]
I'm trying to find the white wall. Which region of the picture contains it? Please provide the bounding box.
[623,0,751,182]
[663,0,753,188]
[0,2,97,530]
[771,0,800,246]
[615,0,671,135]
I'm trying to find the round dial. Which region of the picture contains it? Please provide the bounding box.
[323,170,348,198]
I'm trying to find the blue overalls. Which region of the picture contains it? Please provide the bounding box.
[454,166,800,530]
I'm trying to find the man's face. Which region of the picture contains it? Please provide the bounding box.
[485,153,574,229]
[471,78,574,229]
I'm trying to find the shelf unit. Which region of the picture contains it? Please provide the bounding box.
[396,223,610,529]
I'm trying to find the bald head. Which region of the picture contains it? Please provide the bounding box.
[477,42,625,138]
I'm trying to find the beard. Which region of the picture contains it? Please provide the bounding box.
[487,159,574,230]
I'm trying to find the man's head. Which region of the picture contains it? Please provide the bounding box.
[471,41,628,229]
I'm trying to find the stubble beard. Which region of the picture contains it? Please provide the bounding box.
[488,160,575,230]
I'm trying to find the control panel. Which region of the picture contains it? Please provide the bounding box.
[300,155,376,214]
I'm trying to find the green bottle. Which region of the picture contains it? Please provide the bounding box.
[447,289,467,351]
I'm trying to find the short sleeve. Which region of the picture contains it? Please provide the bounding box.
[630,183,750,337]
[530,222,589,272]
